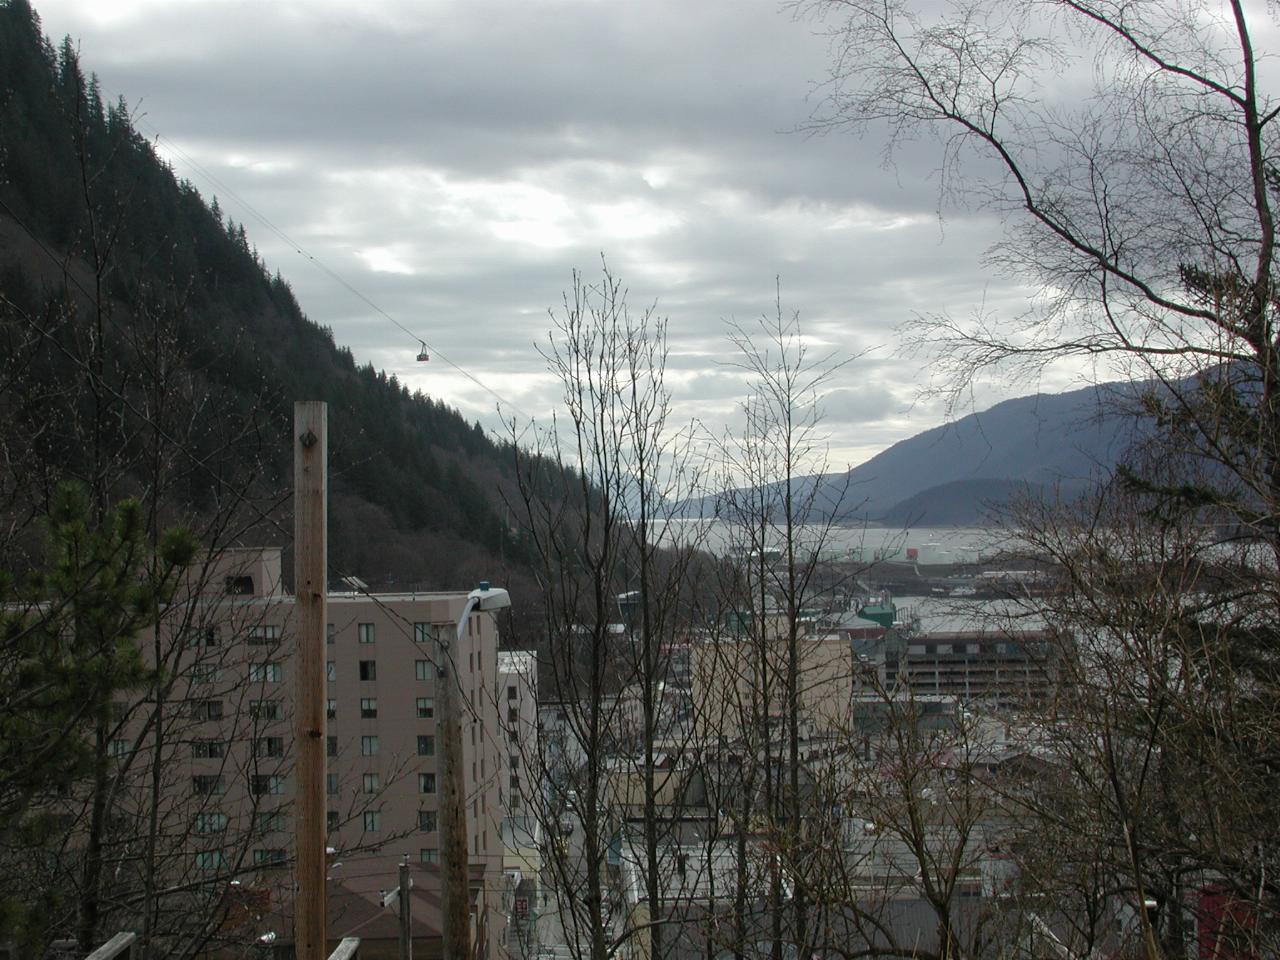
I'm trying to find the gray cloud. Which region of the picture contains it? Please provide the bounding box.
[33,0,1039,467]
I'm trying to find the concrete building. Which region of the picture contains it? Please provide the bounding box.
[689,630,855,737]
[126,547,512,957]
[857,598,1054,708]
[497,650,541,959]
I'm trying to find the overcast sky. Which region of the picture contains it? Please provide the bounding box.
[30,0,1071,470]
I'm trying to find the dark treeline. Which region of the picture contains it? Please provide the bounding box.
[0,0,558,598]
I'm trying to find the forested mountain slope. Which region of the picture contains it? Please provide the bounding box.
[0,0,533,592]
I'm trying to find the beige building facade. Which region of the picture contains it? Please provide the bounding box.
[131,548,511,957]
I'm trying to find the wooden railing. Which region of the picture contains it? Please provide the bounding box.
[84,933,138,960]
[22,930,358,960]
[328,937,361,960]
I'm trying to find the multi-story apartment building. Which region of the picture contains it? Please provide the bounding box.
[497,650,540,959]
[125,547,511,957]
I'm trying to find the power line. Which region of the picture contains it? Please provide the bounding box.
[131,118,522,416]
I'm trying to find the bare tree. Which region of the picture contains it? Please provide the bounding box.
[694,292,862,960]
[794,3,1280,956]
[511,263,710,960]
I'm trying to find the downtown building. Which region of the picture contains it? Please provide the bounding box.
[109,547,517,958]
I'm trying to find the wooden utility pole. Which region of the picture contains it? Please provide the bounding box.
[294,401,328,960]
[399,857,413,960]
[438,620,471,960]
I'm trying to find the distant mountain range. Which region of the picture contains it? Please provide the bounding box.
[829,383,1144,525]
[687,383,1147,526]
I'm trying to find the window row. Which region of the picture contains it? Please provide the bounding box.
[188,620,446,650]
[189,624,279,647]
[188,690,438,726]
[186,659,281,686]
[190,699,283,721]
[321,659,440,682]
[197,810,287,834]
[320,695,434,720]
[195,847,285,871]
[323,772,436,795]
[193,773,278,797]
[323,808,434,836]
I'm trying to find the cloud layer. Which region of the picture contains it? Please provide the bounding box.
[33,0,1067,468]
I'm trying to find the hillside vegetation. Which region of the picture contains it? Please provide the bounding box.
[0,0,534,593]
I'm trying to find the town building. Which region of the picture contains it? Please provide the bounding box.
[497,650,541,959]
[119,547,512,957]
[855,598,1055,708]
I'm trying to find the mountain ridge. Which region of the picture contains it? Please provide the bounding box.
[0,0,543,598]
[830,382,1142,524]
[681,382,1147,526]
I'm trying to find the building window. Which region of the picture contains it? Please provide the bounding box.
[361,736,379,756]
[326,661,336,682]
[359,660,377,681]
[415,660,432,681]
[190,662,220,684]
[508,754,519,771]
[508,706,519,723]
[195,812,228,834]
[326,622,335,645]
[191,700,223,721]
[251,775,284,796]
[418,810,437,832]
[416,697,434,719]
[418,773,436,794]
[327,810,339,831]
[419,848,438,864]
[326,698,336,720]
[363,773,381,794]
[414,622,435,644]
[249,662,282,683]
[225,575,254,596]
[417,735,435,757]
[192,775,225,796]
[363,810,381,832]
[327,736,338,758]
[360,698,377,719]
[255,810,286,833]
[108,739,131,758]
[510,774,519,791]
[358,622,376,644]
[190,626,220,647]
[326,773,339,796]
[249,700,280,721]
[253,848,287,867]
[191,739,225,759]
[507,685,517,700]
[254,736,284,758]
[247,624,281,645]
[195,850,228,871]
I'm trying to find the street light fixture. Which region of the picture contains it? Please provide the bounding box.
[456,581,512,641]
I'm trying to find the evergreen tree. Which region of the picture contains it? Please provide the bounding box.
[0,484,195,950]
